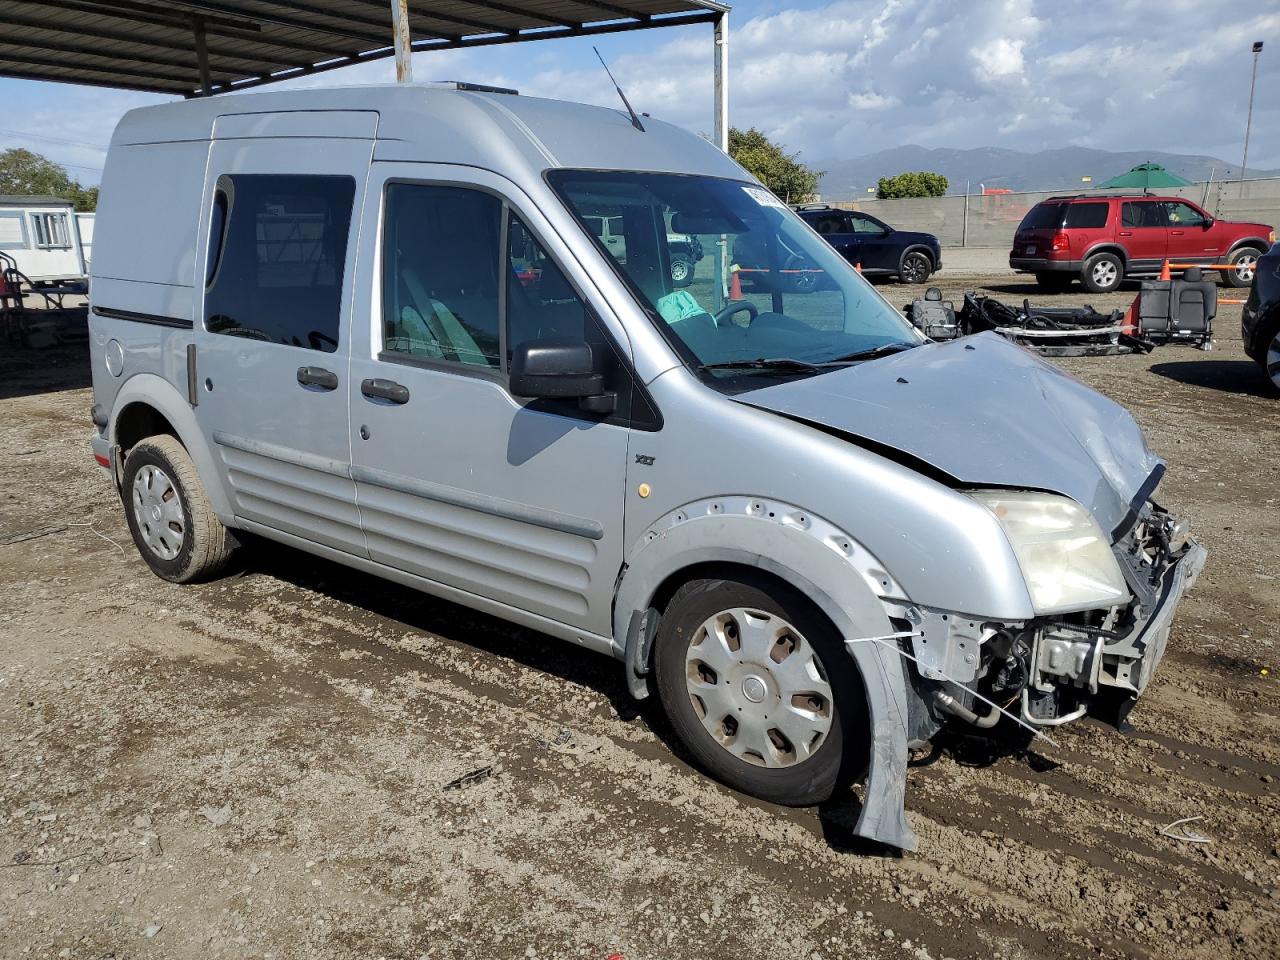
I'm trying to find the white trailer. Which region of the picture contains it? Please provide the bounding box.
[0,195,89,281]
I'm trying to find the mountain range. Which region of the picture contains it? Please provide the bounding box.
[813,145,1280,199]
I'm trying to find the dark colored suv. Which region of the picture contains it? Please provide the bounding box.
[1242,243,1280,394]
[1010,195,1275,293]
[795,204,942,284]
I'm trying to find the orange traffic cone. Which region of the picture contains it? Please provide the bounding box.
[1158,259,1171,281]
[1121,293,1140,335]
[729,263,743,300]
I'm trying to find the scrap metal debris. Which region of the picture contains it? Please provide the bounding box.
[1160,815,1213,844]
[957,292,1154,356]
[442,765,495,791]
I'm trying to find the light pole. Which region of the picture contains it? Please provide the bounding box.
[1241,41,1264,184]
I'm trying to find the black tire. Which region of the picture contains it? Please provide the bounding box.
[1081,252,1123,293]
[1223,247,1262,288]
[784,255,820,294]
[121,435,234,583]
[653,575,868,806]
[670,257,694,287]
[1035,272,1073,292]
[898,249,932,284]
[1255,315,1280,394]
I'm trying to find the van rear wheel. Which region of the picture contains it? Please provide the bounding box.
[122,435,234,583]
[653,575,866,806]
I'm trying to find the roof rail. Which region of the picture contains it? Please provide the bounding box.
[425,80,519,95]
[792,202,832,211]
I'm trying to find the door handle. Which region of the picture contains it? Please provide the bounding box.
[297,366,338,390]
[361,378,410,404]
[1170,230,1185,236]
[1118,231,1133,237]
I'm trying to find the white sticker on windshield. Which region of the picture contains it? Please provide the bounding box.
[743,185,787,209]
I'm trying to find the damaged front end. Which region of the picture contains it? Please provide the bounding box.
[888,500,1206,739]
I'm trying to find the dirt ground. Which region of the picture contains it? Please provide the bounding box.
[2,274,1277,960]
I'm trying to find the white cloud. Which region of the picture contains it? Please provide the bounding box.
[4,1,1278,181]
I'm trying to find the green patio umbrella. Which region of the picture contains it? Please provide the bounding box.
[1095,162,1193,190]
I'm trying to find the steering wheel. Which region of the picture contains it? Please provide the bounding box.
[714,300,759,326]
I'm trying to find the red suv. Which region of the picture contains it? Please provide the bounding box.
[1009,195,1275,293]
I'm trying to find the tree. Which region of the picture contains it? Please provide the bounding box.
[0,148,98,211]
[876,171,949,200]
[728,127,823,203]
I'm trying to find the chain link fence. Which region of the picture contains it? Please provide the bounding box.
[828,177,1280,248]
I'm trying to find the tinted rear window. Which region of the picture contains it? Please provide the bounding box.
[1064,202,1108,228]
[1019,202,1066,230]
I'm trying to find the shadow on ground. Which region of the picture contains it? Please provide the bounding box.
[1149,358,1277,398]
[0,335,92,400]
[239,537,930,858]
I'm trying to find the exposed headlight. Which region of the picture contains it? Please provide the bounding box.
[969,490,1129,615]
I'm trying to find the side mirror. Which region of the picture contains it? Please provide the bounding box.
[509,337,616,414]
[1202,217,1215,229]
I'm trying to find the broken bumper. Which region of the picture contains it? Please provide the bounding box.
[1104,539,1207,697]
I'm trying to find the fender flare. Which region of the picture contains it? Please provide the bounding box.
[1225,237,1270,256]
[1081,243,1128,266]
[614,496,918,851]
[108,372,234,521]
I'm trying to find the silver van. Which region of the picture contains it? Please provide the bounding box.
[88,84,1205,851]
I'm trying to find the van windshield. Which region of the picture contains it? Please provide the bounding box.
[547,171,920,385]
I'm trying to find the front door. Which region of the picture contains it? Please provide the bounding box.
[347,166,643,637]
[1163,201,1220,265]
[195,134,372,556]
[1118,200,1168,273]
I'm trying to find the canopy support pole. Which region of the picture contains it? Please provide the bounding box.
[193,15,212,96]
[391,0,413,83]
[713,10,728,153]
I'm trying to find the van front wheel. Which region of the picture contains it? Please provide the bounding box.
[122,435,234,583]
[653,575,866,806]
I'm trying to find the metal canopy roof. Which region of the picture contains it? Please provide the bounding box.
[0,0,727,98]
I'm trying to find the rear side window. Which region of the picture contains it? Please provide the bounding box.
[1018,202,1066,230]
[1064,203,1108,228]
[1121,201,1165,229]
[204,174,355,353]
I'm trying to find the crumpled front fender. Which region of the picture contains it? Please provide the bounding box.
[614,496,918,851]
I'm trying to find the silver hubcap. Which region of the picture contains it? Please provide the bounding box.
[131,464,185,561]
[1092,260,1118,287]
[1267,333,1280,390]
[684,607,833,768]
[1235,253,1257,283]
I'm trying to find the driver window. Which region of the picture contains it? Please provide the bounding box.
[850,214,885,234]
[381,183,502,368]
[204,173,355,352]
[1164,202,1205,227]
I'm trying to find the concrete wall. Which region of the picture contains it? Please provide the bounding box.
[830,177,1280,249]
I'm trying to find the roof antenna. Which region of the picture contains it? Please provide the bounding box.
[593,46,645,132]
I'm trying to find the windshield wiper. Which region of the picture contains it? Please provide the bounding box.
[827,341,918,363]
[698,357,826,374]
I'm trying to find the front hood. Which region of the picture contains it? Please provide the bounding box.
[895,230,940,247]
[735,333,1162,537]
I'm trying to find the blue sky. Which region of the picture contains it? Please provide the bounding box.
[1,0,1277,186]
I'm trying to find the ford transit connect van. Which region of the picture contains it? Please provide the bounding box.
[88,85,1205,851]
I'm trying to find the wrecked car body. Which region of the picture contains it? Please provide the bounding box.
[88,84,1203,854]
